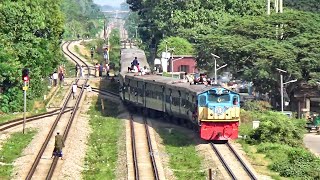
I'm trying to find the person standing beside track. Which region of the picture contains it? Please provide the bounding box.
[75,65,78,77]
[72,83,77,99]
[52,131,64,160]
[52,71,58,87]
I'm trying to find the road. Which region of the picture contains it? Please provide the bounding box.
[304,133,320,156]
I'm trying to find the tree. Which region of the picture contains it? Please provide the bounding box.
[0,0,64,112]
[196,10,320,96]
[157,37,194,57]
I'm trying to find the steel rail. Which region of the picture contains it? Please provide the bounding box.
[130,114,139,180]
[66,41,91,77]
[26,41,83,179]
[0,109,72,131]
[143,116,159,180]
[46,41,92,179]
[210,142,236,179]
[0,109,62,127]
[25,80,76,180]
[226,142,258,180]
[46,79,88,179]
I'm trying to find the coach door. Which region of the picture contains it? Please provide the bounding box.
[165,89,172,113]
[162,86,165,112]
[143,82,146,108]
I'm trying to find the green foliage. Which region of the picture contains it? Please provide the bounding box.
[0,0,64,112]
[285,0,320,13]
[246,111,305,147]
[242,101,272,112]
[124,12,139,39]
[127,0,266,43]
[196,10,320,95]
[157,37,194,57]
[60,0,104,39]
[257,143,320,179]
[83,99,122,179]
[0,129,36,179]
[109,29,121,69]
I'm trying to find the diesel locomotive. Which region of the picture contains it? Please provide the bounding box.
[119,47,240,140]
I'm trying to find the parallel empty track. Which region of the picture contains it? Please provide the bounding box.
[210,142,257,180]
[129,114,159,180]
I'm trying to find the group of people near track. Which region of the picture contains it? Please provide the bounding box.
[127,57,150,76]
[49,65,65,87]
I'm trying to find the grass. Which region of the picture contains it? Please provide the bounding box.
[157,128,206,180]
[82,97,123,179]
[237,140,284,179]
[62,60,77,78]
[0,86,61,124]
[73,45,91,62]
[0,129,36,179]
[49,86,67,107]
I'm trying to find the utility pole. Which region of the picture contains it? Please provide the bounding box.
[170,48,175,78]
[276,68,297,113]
[103,19,106,42]
[135,26,138,39]
[267,0,283,14]
[211,53,227,84]
[212,53,220,84]
[267,0,271,15]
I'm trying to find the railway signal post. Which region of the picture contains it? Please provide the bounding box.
[22,68,29,134]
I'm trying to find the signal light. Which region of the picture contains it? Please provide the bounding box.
[22,68,29,82]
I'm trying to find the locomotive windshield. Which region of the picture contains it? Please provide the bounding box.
[208,94,230,103]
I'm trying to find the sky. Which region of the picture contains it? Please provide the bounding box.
[93,0,125,7]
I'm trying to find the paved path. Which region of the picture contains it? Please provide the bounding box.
[304,133,320,156]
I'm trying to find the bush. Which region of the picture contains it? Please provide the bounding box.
[246,111,305,147]
[242,100,271,112]
[257,143,320,179]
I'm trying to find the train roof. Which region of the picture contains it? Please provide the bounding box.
[125,73,239,95]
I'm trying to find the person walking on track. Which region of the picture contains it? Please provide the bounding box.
[52,131,64,160]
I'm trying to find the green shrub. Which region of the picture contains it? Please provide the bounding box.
[246,111,305,147]
[242,101,272,112]
[257,143,320,179]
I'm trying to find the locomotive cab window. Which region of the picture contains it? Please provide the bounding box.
[208,94,230,103]
[233,96,239,105]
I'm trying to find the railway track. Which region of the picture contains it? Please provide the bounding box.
[129,114,159,180]
[24,41,92,179]
[0,108,72,132]
[0,88,117,132]
[210,142,257,180]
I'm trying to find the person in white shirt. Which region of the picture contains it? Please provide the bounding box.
[72,83,77,99]
[52,71,58,87]
[80,66,84,78]
[133,65,138,73]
